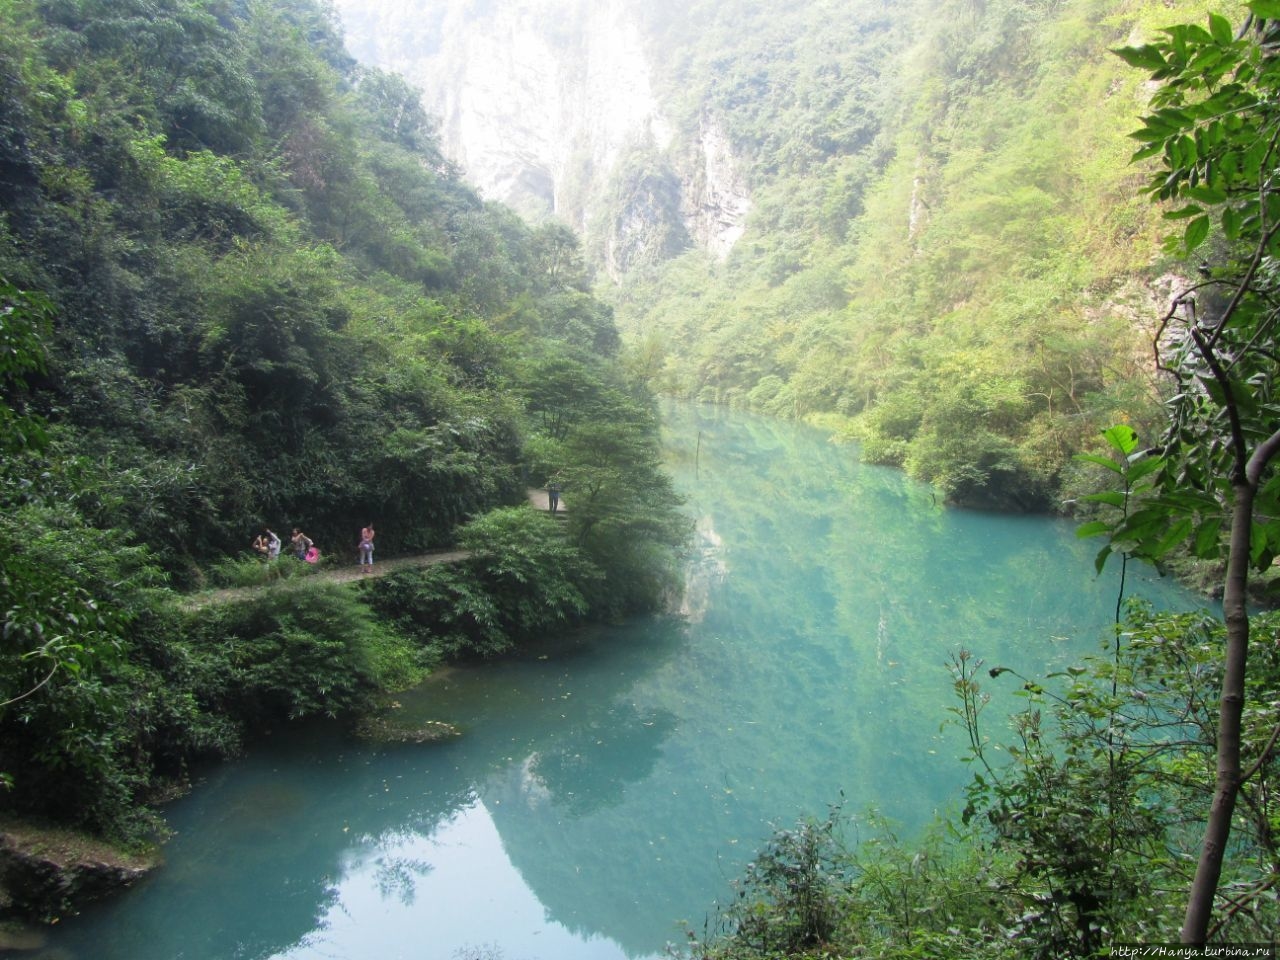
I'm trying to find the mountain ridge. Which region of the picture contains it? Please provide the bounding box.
[333,0,1225,509]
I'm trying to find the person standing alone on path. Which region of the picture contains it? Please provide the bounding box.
[359,523,375,574]
[547,481,561,515]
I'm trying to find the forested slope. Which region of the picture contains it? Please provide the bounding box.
[0,0,685,847]
[607,0,1235,509]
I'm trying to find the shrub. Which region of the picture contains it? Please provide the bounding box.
[189,582,428,721]
[207,554,318,588]
[0,501,172,841]
[692,803,853,958]
[367,506,601,658]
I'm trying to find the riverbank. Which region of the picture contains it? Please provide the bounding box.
[0,818,158,924]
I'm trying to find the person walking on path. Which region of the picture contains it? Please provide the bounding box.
[359,524,375,574]
[547,481,561,515]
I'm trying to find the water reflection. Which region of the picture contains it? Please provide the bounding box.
[282,799,638,960]
[42,403,1204,960]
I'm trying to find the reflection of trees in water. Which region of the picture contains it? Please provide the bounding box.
[373,854,433,906]
[46,726,480,960]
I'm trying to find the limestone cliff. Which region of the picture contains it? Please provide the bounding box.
[333,0,752,275]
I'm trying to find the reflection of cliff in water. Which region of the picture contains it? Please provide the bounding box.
[680,518,726,622]
[380,617,689,955]
[44,723,476,960]
[48,620,687,960]
[476,617,697,955]
[518,700,678,817]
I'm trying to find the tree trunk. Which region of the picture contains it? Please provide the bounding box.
[1181,478,1254,943]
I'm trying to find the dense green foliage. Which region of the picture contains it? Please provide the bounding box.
[367,507,600,658]
[1072,3,1280,941]
[0,0,685,843]
[368,355,688,657]
[607,0,1233,509]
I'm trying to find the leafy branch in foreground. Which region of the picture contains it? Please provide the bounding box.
[1087,6,1280,942]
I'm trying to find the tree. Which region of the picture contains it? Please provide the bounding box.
[1092,8,1280,942]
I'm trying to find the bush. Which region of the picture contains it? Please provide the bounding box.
[367,506,601,658]
[207,554,318,588]
[0,499,170,841]
[188,583,429,721]
[692,803,852,958]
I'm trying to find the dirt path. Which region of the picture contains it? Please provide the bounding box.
[181,492,558,611]
[526,486,567,515]
[179,549,470,611]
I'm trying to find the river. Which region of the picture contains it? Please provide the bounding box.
[42,402,1203,960]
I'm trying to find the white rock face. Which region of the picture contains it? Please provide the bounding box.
[333,0,750,266]
[688,116,752,259]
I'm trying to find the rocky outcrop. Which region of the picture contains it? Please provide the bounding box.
[333,0,752,274]
[682,115,752,259]
[0,821,156,922]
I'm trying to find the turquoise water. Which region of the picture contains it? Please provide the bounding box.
[42,403,1202,960]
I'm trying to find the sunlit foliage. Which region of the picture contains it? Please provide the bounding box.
[609,0,1229,509]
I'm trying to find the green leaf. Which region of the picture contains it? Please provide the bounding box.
[1130,124,1175,144]
[1251,521,1270,567]
[1131,142,1166,163]
[1125,455,1164,484]
[1247,0,1280,19]
[1094,543,1114,575]
[1209,12,1234,44]
[1184,185,1227,204]
[1102,424,1140,456]
[1198,373,1228,405]
[1077,521,1113,539]
[1113,44,1170,71]
[1222,205,1242,240]
[1154,516,1195,555]
[1155,108,1197,130]
[1184,214,1211,251]
[1192,517,1223,557]
[1170,135,1197,169]
[1184,23,1215,45]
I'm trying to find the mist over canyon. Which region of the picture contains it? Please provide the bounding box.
[334,0,755,276]
[331,0,1186,513]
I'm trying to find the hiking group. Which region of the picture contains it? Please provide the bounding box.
[251,527,317,563]
[252,524,374,571]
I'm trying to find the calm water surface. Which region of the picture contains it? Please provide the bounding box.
[45,403,1202,960]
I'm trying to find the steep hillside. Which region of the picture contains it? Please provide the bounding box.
[335,0,1239,508]
[0,0,687,843]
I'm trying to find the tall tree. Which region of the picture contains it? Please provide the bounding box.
[1096,7,1280,942]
